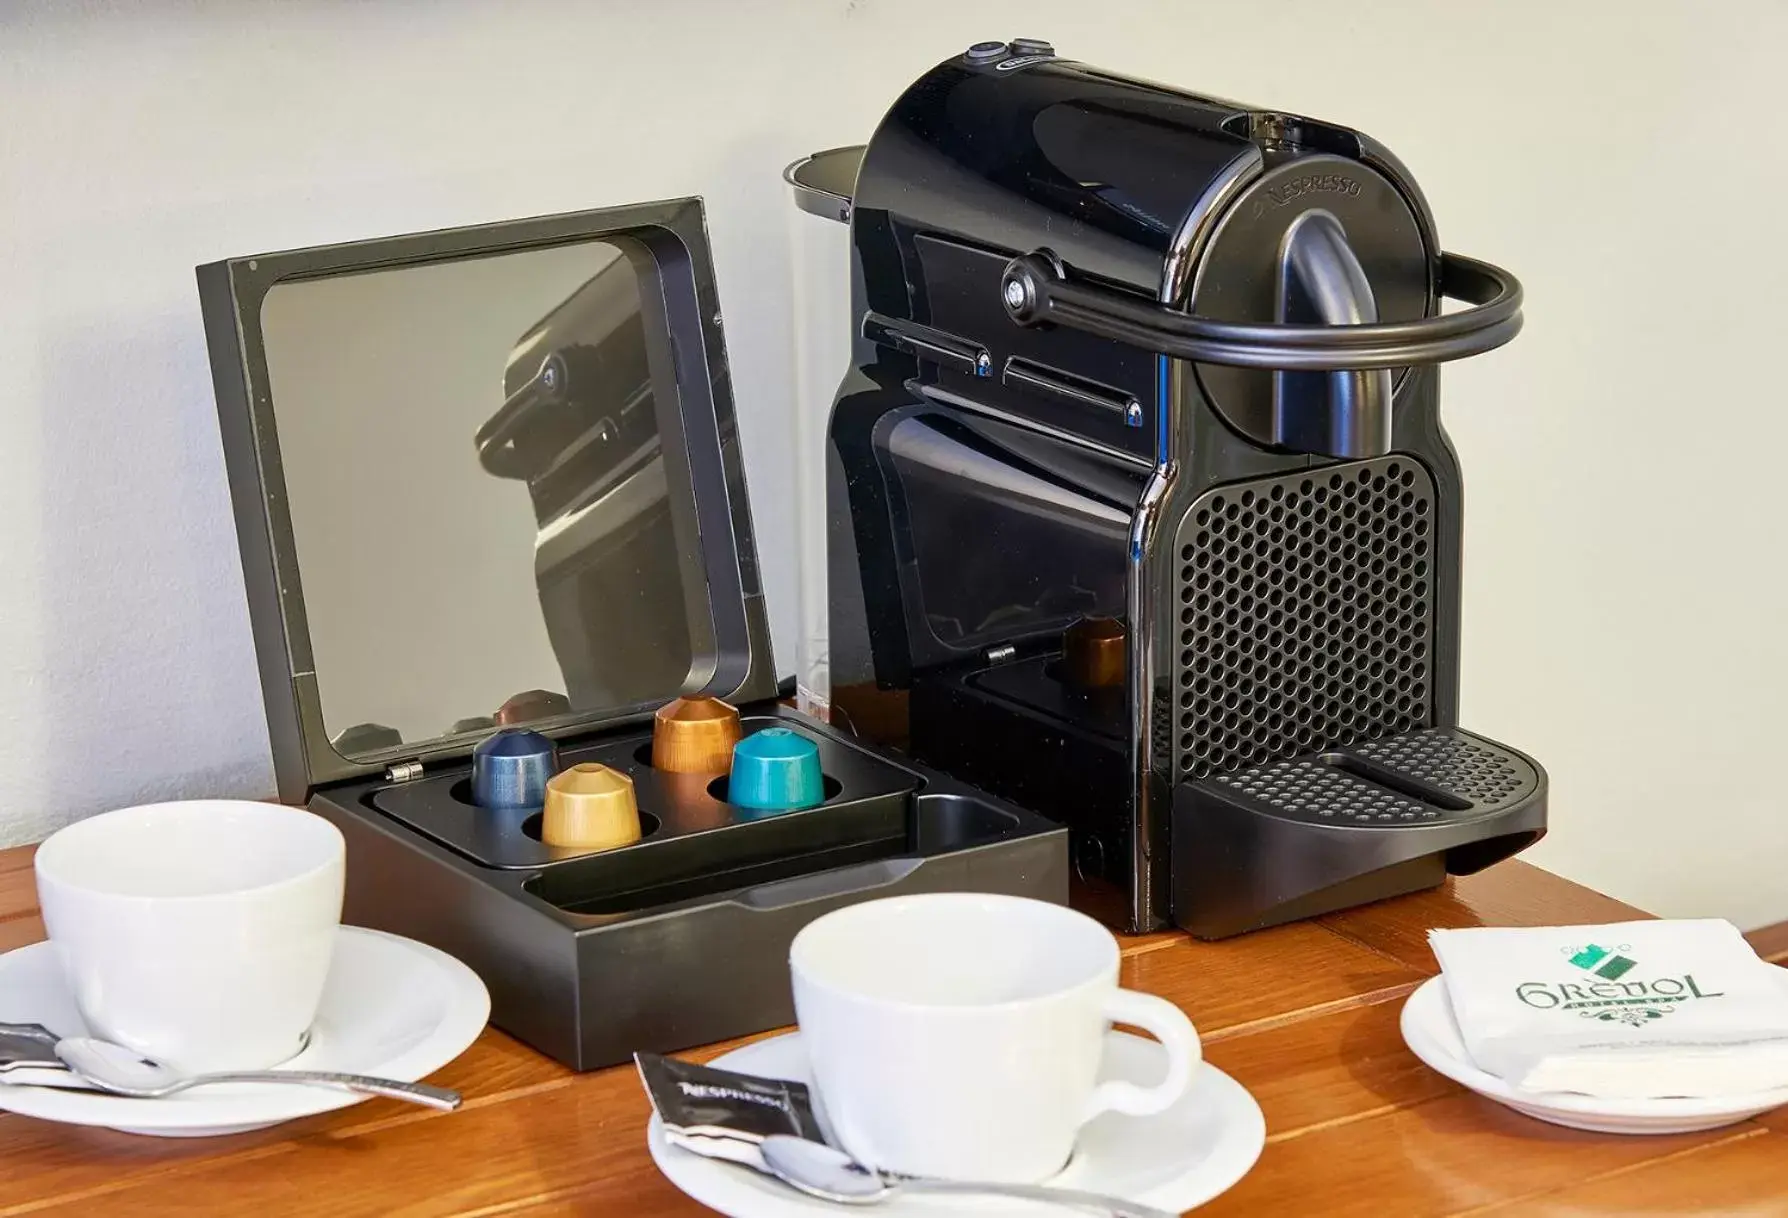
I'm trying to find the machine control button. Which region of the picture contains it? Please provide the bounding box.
[1009,38,1055,55]
[965,41,1009,63]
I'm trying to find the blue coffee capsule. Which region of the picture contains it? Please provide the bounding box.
[727,728,825,812]
[471,729,559,811]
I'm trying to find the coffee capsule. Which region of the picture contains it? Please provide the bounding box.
[495,689,572,726]
[652,695,743,774]
[541,763,642,852]
[1060,616,1127,690]
[331,722,403,754]
[471,729,559,811]
[727,728,825,812]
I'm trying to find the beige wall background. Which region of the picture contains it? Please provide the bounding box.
[2,0,1783,926]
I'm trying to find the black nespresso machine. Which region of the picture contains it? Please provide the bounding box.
[801,41,1548,937]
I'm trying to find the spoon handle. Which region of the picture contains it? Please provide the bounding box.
[0,1022,61,1050]
[901,1178,1175,1218]
[186,1070,462,1111]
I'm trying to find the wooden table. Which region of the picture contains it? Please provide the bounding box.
[2,844,1785,1217]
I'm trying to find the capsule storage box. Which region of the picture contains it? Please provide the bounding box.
[197,198,1067,1070]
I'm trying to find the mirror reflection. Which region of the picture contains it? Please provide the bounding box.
[260,240,701,755]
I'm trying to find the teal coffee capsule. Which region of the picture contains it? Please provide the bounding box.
[728,728,824,812]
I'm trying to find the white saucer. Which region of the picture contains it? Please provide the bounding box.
[1400,974,1788,1134]
[0,926,489,1137]
[647,1030,1265,1216]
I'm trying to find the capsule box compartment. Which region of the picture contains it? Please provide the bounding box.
[313,703,1068,1069]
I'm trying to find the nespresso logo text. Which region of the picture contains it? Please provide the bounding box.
[1266,174,1361,205]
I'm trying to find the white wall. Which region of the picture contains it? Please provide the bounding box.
[3,0,1783,926]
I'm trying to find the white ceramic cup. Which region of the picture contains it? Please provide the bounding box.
[789,892,1201,1184]
[34,800,345,1074]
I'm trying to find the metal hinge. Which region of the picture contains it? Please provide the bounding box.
[384,760,425,783]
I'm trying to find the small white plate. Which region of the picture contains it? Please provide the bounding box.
[647,1029,1265,1215]
[1400,974,1788,1134]
[0,926,489,1136]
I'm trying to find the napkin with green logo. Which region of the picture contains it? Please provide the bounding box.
[1428,920,1788,1098]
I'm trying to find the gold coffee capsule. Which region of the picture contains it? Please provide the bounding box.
[541,763,642,852]
[652,695,743,774]
[1061,616,1127,690]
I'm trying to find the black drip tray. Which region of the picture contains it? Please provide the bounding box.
[1172,725,1547,939]
[1200,727,1540,827]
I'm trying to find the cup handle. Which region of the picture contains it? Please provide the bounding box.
[1080,989,1201,1122]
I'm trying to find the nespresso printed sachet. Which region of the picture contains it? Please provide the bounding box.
[635,1053,825,1168]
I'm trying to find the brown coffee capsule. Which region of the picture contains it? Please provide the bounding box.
[1061,616,1127,689]
[541,763,642,852]
[652,695,743,774]
[496,689,572,726]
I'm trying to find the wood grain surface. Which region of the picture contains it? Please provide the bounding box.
[1746,919,1788,966]
[0,844,1779,1217]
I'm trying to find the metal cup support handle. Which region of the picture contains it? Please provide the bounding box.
[999,244,1523,459]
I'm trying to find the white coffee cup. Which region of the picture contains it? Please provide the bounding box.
[789,892,1200,1183]
[34,800,345,1074]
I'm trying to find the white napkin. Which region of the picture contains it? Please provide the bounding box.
[1428,919,1788,1098]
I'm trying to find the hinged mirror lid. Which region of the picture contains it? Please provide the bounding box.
[199,198,779,802]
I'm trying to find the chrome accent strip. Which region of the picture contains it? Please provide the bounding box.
[1126,446,1174,930]
[1126,143,1267,929]
[1159,145,1265,307]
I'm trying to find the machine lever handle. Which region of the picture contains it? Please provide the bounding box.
[1000,248,1522,372]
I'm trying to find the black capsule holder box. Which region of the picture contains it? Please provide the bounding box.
[196,196,1070,1072]
[312,703,1066,1070]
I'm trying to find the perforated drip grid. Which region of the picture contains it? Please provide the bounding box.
[1174,457,1436,781]
[1353,731,1526,805]
[1208,728,1539,826]
[1214,758,1441,824]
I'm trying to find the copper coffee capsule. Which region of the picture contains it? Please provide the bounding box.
[652,695,743,774]
[1061,616,1127,689]
[495,689,572,726]
[541,763,642,852]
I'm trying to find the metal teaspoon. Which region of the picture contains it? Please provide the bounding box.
[54,1037,461,1111]
[758,1134,1174,1218]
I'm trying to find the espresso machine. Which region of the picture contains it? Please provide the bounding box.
[795,41,1548,937]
